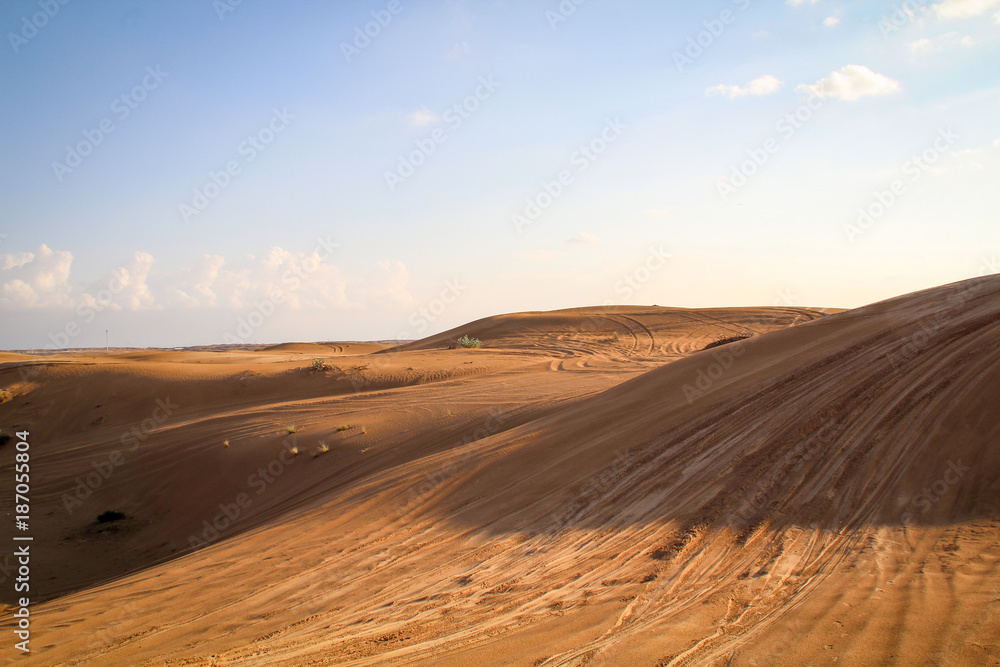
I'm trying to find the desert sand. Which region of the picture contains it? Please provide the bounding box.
[1,277,998,665]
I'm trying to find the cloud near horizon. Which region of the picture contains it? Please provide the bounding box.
[0,245,414,313]
[798,65,902,101]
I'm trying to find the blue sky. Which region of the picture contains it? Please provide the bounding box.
[1,0,998,348]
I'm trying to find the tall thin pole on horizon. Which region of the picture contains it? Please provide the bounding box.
[106,329,109,352]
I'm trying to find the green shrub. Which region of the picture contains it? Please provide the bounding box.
[96,510,125,524]
[457,335,481,349]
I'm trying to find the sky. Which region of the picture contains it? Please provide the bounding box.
[1,0,998,349]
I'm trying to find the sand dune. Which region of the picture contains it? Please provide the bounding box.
[261,342,390,355]
[1,279,998,665]
[394,305,833,356]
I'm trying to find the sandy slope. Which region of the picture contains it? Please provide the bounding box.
[0,285,997,666]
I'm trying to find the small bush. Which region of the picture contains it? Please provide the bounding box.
[288,446,299,456]
[457,335,481,349]
[336,424,352,432]
[223,439,230,448]
[0,389,10,404]
[310,358,328,372]
[313,441,330,457]
[286,425,298,435]
[96,510,125,524]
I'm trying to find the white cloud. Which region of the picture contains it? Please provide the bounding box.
[0,244,74,308]
[566,232,603,245]
[2,252,34,271]
[797,65,902,101]
[909,31,977,53]
[947,137,1000,171]
[186,246,358,311]
[706,74,785,98]
[101,251,156,311]
[1,245,414,314]
[933,0,1000,18]
[823,16,840,27]
[407,108,438,127]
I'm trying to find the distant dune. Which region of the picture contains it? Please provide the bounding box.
[393,304,835,354]
[1,279,998,665]
[261,342,390,355]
